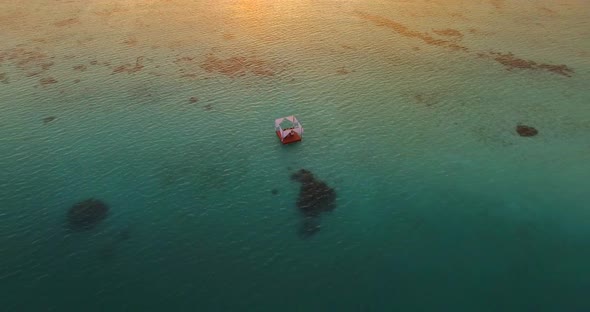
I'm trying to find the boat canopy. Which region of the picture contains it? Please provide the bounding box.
[275,115,303,140]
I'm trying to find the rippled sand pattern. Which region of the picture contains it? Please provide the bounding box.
[0,0,589,311]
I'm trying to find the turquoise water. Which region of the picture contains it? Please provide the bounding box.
[1,0,590,310]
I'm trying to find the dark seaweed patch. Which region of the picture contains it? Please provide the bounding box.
[538,6,557,16]
[271,189,279,195]
[112,56,144,74]
[122,37,138,46]
[291,169,336,238]
[433,28,463,39]
[39,77,58,86]
[54,18,80,27]
[73,64,87,72]
[490,52,574,77]
[200,54,279,78]
[180,73,198,78]
[516,125,538,137]
[42,116,56,124]
[490,0,504,9]
[356,11,574,77]
[413,92,440,107]
[67,198,109,231]
[355,11,469,52]
[1,47,55,78]
[336,67,350,75]
[40,62,54,70]
[25,71,42,77]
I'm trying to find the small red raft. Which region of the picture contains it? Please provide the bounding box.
[275,115,304,144]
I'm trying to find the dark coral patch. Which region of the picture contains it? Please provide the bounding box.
[356,11,573,77]
[489,52,573,77]
[537,63,574,77]
[73,64,87,72]
[355,11,469,52]
[67,199,109,231]
[516,125,538,137]
[291,169,336,217]
[2,47,54,77]
[39,77,58,86]
[413,93,439,107]
[26,71,42,77]
[180,73,198,78]
[122,37,138,46]
[433,28,463,38]
[538,6,557,16]
[54,18,80,27]
[112,57,144,74]
[0,72,8,84]
[490,0,504,9]
[336,67,350,75]
[40,62,54,70]
[291,169,336,238]
[42,116,56,124]
[175,56,195,63]
[201,54,279,78]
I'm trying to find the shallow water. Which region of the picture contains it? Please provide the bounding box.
[1,0,589,310]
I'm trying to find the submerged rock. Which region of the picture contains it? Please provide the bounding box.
[516,125,538,137]
[67,198,109,231]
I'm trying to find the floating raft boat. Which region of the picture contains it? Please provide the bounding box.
[275,115,303,144]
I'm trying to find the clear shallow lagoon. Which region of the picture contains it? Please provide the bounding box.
[1,0,589,310]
